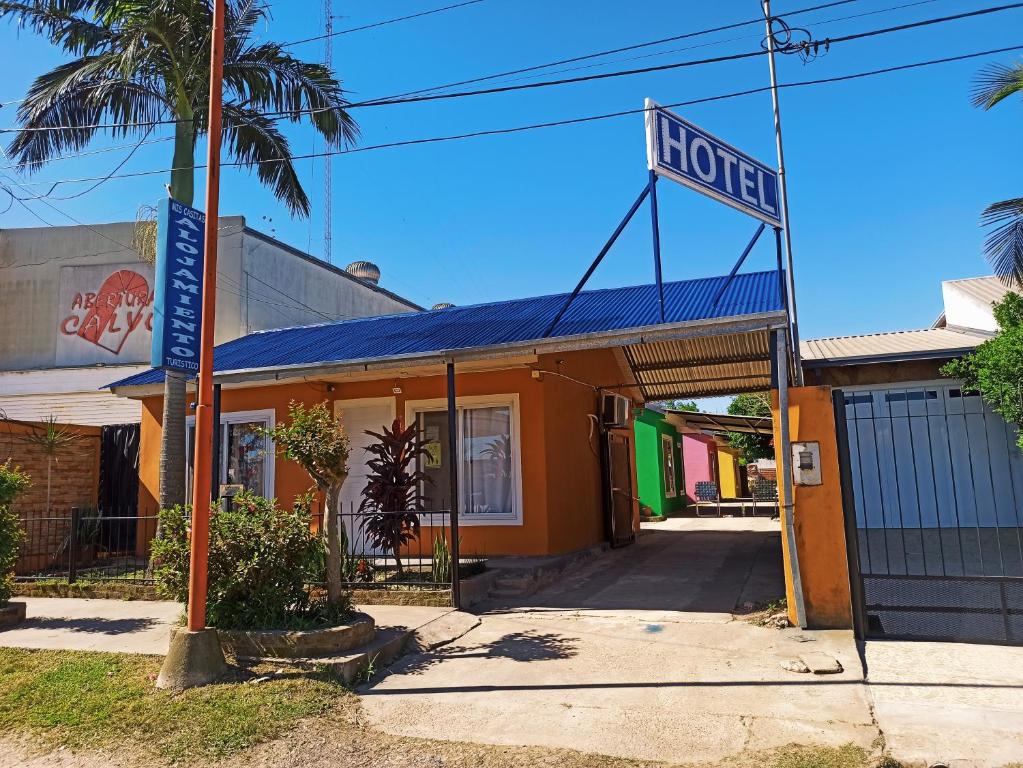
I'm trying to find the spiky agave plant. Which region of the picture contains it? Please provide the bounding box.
[359,420,430,578]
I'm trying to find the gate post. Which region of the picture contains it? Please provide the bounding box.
[776,330,807,628]
[832,389,868,640]
[68,506,80,585]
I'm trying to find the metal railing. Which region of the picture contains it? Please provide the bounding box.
[16,507,158,584]
[319,503,486,590]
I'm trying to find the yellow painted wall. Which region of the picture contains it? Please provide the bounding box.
[716,447,741,498]
[771,385,852,629]
[136,347,633,557]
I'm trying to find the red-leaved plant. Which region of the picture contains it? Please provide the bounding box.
[359,419,430,577]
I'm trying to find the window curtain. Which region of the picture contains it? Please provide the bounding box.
[462,406,513,516]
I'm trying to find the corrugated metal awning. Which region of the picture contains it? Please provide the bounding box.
[623,328,774,400]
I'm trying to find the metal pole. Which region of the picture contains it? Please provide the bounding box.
[776,328,807,628]
[186,0,226,633]
[773,226,794,380]
[211,383,221,505]
[543,183,651,338]
[447,361,461,609]
[648,170,666,322]
[762,0,804,385]
[711,222,766,308]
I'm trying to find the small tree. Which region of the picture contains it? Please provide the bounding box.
[360,419,430,578]
[942,292,1023,448]
[2,415,80,513]
[726,393,774,464]
[663,400,699,412]
[0,461,30,605]
[266,402,349,605]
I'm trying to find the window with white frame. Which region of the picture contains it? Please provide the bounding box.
[661,434,677,497]
[186,409,275,499]
[408,396,522,525]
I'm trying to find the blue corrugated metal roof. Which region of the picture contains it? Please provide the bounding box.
[107,270,783,390]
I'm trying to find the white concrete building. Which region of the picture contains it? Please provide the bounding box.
[0,219,419,426]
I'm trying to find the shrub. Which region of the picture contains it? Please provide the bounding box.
[0,461,30,605]
[151,492,350,630]
[0,460,31,507]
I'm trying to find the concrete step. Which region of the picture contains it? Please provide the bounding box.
[493,576,533,591]
[255,626,412,685]
[244,610,482,686]
[410,610,480,651]
[489,587,528,598]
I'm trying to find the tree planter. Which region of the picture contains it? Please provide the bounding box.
[0,601,26,630]
[217,612,375,658]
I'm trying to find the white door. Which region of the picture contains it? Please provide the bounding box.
[335,398,395,555]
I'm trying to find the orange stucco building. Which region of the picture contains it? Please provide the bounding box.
[134,348,639,557]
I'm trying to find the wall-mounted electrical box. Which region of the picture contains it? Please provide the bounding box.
[791,441,822,486]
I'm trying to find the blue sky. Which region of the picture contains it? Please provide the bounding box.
[1,0,1021,339]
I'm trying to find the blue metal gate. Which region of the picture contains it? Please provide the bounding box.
[834,385,1023,645]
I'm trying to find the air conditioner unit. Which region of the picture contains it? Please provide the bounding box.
[600,392,631,429]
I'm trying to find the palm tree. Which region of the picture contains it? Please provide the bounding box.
[972,61,1023,284]
[2,0,357,510]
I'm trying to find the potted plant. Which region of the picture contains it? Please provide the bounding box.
[0,461,30,628]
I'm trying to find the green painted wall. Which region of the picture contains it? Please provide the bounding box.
[633,408,685,517]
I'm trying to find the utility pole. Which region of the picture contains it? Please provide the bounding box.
[762,0,804,386]
[323,0,333,265]
[157,0,229,689]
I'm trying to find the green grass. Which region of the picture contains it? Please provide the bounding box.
[0,648,351,762]
[769,744,875,768]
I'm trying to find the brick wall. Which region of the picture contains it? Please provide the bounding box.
[1,419,100,574]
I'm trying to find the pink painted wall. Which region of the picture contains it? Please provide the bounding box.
[681,433,718,502]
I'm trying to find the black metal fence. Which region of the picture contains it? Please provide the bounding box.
[14,502,486,592]
[16,507,159,584]
[321,503,485,591]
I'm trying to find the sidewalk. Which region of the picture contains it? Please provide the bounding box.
[0,598,452,657]
[866,640,1023,767]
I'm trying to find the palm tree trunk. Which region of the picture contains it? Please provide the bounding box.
[324,484,344,604]
[159,370,188,509]
[170,108,194,205]
[159,109,194,512]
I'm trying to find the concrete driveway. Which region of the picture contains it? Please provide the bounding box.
[362,519,879,764]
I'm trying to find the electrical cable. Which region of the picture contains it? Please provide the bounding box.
[3,40,1018,190]
[373,0,861,101]
[5,1,1017,135]
[282,0,487,46]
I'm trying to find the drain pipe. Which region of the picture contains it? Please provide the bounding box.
[777,328,807,628]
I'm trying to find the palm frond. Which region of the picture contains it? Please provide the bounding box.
[0,1,113,54]
[971,61,1023,110]
[8,54,165,167]
[224,43,358,147]
[221,101,310,217]
[981,198,1023,286]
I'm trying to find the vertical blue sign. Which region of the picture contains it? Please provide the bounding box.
[645,99,781,226]
[151,197,206,372]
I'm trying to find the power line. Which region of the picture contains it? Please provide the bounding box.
[6,40,1018,190]
[0,137,174,171]
[283,0,487,47]
[372,0,861,102]
[344,2,1023,108]
[476,0,943,91]
[4,0,1020,139]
